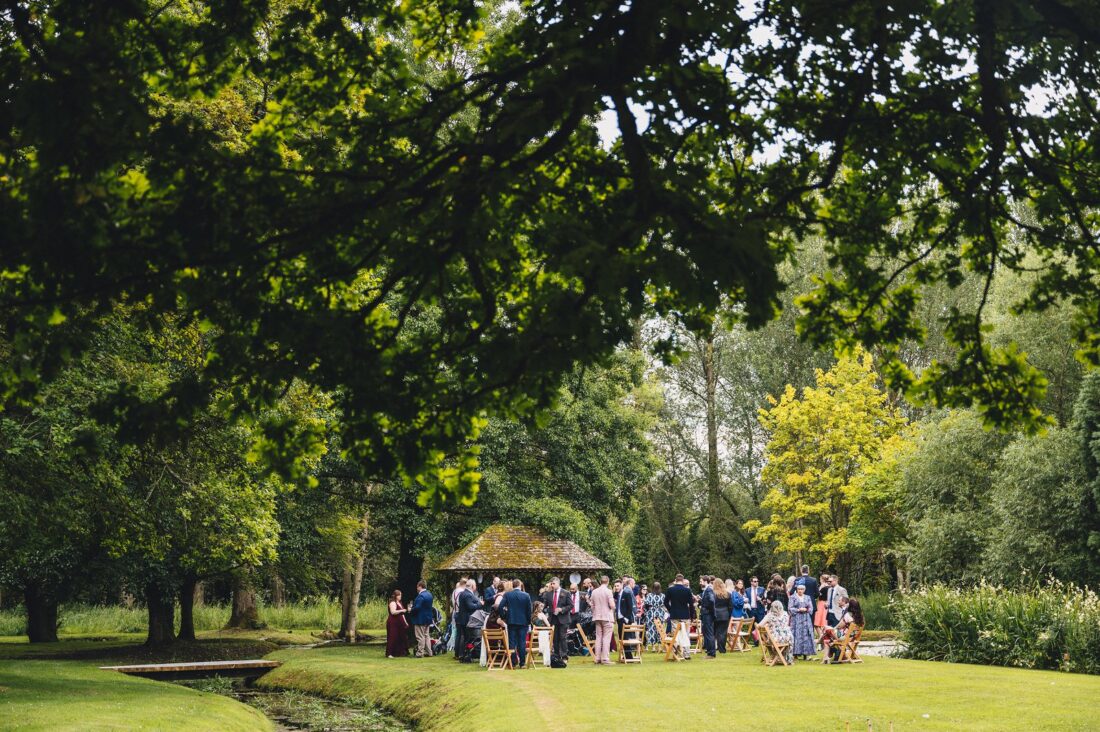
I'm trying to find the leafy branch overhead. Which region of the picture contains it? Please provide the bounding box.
[3,0,1099,502]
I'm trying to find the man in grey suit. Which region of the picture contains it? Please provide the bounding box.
[826,575,849,626]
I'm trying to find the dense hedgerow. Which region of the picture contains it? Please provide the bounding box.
[896,583,1100,674]
[0,598,392,637]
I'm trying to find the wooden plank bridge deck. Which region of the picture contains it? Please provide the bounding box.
[99,659,281,681]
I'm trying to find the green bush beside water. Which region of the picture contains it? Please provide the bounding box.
[896,583,1100,674]
[0,597,391,637]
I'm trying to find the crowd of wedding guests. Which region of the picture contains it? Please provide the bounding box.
[384,565,866,667]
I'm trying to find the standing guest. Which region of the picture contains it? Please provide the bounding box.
[499,577,533,669]
[826,575,849,626]
[386,589,410,658]
[792,565,819,603]
[454,580,480,662]
[590,575,616,665]
[664,575,695,660]
[447,577,467,652]
[745,576,766,626]
[788,583,815,659]
[569,582,588,616]
[540,577,573,660]
[712,577,732,653]
[731,579,747,620]
[758,600,794,664]
[766,574,789,611]
[643,581,666,648]
[494,580,512,609]
[483,576,500,607]
[409,580,434,658]
[617,577,637,660]
[786,575,797,595]
[814,574,831,634]
[698,576,717,659]
[635,585,648,624]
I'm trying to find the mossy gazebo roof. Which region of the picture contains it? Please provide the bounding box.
[435,524,610,574]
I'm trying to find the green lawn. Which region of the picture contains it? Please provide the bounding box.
[0,660,271,731]
[261,645,1100,731]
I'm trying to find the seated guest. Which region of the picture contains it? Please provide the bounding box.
[758,600,794,664]
[821,597,863,663]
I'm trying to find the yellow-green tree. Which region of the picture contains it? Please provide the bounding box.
[745,348,906,571]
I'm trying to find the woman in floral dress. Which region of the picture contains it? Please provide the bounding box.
[788,583,816,659]
[758,600,794,664]
[643,581,667,648]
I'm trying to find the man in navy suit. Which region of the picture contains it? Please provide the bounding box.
[698,575,717,658]
[540,577,574,660]
[792,565,818,604]
[664,574,695,659]
[454,579,481,662]
[409,580,435,658]
[482,576,499,608]
[745,576,766,625]
[499,578,533,667]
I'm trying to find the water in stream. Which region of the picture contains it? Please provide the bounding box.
[179,677,409,732]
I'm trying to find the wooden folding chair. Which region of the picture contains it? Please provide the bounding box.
[757,624,790,667]
[689,618,702,654]
[525,625,554,668]
[482,628,513,670]
[657,622,677,661]
[836,624,863,664]
[576,625,597,662]
[728,617,754,652]
[617,622,645,664]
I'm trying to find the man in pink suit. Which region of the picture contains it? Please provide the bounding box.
[590,575,616,665]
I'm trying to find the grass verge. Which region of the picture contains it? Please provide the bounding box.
[261,643,1100,731]
[0,659,271,731]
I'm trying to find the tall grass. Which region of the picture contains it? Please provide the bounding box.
[0,597,392,637]
[895,583,1100,675]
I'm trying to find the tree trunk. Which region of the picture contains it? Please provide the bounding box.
[145,583,176,646]
[270,574,286,608]
[339,565,354,639]
[178,577,197,641]
[702,329,720,518]
[227,574,261,629]
[395,526,425,610]
[339,512,371,642]
[193,581,204,608]
[24,583,59,643]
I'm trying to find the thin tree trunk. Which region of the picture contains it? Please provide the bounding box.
[145,583,176,646]
[193,581,204,608]
[227,574,261,629]
[270,574,286,608]
[24,583,59,643]
[702,329,720,518]
[341,512,371,642]
[339,565,354,639]
[178,577,197,641]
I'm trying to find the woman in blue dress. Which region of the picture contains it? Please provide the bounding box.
[788,583,816,659]
[642,581,667,648]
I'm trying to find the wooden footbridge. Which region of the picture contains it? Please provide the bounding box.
[99,659,281,681]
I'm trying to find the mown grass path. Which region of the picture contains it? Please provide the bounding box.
[262,645,1100,731]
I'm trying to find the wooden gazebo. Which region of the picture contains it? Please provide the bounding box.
[435,524,611,593]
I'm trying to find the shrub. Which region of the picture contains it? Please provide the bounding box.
[895,582,1100,674]
[859,591,896,630]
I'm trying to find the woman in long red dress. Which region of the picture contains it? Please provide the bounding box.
[386,589,410,658]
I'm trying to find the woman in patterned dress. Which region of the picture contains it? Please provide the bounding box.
[642,581,667,648]
[758,600,793,664]
[788,583,816,659]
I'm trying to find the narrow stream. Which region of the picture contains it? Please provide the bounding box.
[178,677,410,732]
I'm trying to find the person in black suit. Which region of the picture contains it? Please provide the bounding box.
[664,574,695,660]
[499,578,533,667]
[792,565,818,604]
[540,577,573,659]
[616,576,638,659]
[454,579,481,662]
[698,575,717,658]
